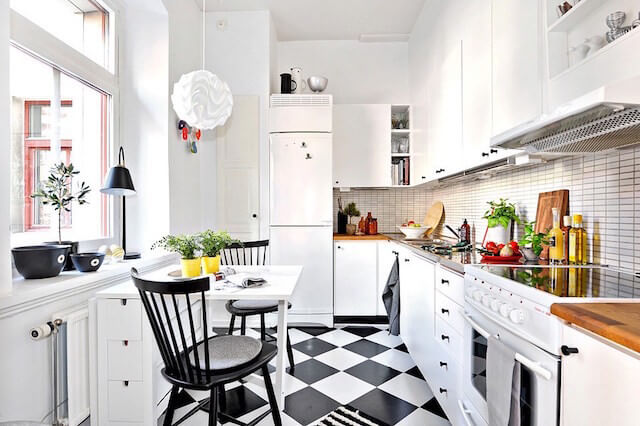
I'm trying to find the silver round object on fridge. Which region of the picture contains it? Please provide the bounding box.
[307,76,328,93]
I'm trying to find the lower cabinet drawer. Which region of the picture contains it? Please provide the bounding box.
[436,266,465,306]
[107,340,143,381]
[435,291,464,335]
[104,299,142,340]
[108,380,144,422]
[436,317,463,365]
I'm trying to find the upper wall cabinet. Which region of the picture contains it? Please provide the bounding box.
[333,104,391,188]
[491,0,543,137]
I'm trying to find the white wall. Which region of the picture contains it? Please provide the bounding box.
[203,10,274,238]
[163,0,204,235]
[277,40,410,104]
[0,0,11,295]
[119,0,170,252]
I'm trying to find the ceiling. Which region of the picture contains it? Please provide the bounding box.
[196,0,427,41]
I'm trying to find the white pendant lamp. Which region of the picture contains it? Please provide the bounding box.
[171,0,233,130]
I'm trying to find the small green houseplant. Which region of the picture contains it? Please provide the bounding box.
[483,198,521,245]
[343,202,360,235]
[152,234,201,277]
[519,221,549,260]
[31,162,91,244]
[198,230,238,274]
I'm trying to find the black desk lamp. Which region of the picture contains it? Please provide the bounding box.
[100,147,141,259]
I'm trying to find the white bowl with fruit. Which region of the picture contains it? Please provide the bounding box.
[397,221,430,239]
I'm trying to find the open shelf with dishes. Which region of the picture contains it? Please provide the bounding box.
[390,105,411,186]
[545,0,640,79]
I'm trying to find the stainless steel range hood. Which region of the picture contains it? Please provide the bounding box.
[491,76,640,153]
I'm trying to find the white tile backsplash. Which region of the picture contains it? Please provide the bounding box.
[334,144,640,272]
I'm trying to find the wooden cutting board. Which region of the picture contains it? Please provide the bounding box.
[534,190,569,234]
[423,201,444,236]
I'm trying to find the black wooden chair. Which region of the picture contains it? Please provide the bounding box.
[131,268,282,426]
[222,240,295,371]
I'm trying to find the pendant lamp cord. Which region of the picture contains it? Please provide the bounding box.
[202,0,206,70]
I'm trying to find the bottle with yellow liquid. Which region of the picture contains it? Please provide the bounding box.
[548,207,564,263]
[569,214,587,265]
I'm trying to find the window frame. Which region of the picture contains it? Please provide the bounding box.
[9,0,121,248]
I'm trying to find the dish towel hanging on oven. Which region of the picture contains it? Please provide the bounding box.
[487,335,522,426]
[382,255,400,335]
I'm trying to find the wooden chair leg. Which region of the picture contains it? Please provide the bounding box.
[286,330,295,371]
[228,314,236,335]
[209,386,219,426]
[260,314,266,341]
[163,386,179,426]
[240,316,246,336]
[262,365,282,426]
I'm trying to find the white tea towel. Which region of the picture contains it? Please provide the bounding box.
[509,361,522,426]
[487,335,516,426]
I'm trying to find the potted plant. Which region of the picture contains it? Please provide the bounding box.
[152,234,201,277]
[198,230,237,274]
[31,162,91,270]
[483,198,521,245]
[343,202,360,235]
[519,221,549,261]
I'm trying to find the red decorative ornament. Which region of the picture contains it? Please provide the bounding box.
[195,129,201,140]
[182,127,188,140]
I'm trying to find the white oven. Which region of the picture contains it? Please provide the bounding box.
[460,302,560,426]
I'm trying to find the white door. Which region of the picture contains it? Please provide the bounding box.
[216,96,260,241]
[333,104,391,188]
[334,241,378,316]
[270,133,332,226]
[270,226,333,321]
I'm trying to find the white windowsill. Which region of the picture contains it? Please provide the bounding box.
[0,251,178,318]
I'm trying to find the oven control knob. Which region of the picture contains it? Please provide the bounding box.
[481,294,492,307]
[509,309,525,324]
[499,304,513,318]
[473,290,484,302]
[490,299,502,312]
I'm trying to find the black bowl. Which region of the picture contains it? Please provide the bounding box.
[45,240,79,271]
[12,245,71,279]
[70,252,106,273]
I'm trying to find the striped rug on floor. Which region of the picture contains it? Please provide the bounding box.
[314,406,385,426]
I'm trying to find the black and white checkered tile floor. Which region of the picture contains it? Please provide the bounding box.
[167,326,450,425]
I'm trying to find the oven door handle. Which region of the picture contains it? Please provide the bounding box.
[457,400,476,426]
[463,312,553,381]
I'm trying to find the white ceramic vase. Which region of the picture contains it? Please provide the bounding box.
[485,222,512,245]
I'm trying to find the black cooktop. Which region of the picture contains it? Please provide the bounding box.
[478,265,640,298]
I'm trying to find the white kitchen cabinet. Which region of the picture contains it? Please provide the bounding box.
[560,324,640,426]
[377,240,399,316]
[491,0,543,137]
[333,104,391,188]
[399,251,436,376]
[334,241,379,316]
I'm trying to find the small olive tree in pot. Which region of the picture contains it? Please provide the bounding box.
[343,202,360,235]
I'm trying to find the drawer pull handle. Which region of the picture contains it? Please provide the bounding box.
[440,361,448,368]
[123,340,128,346]
[124,381,129,387]
[121,299,127,306]
[561,345,579,356]
[441,279,450,285]
[441,308,449,315]
[392,250,399,256]
[441,334,450,342]
[439,387,447,394]
[404,258,410,262]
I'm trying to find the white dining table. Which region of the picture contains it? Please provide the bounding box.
[142,263,303,409]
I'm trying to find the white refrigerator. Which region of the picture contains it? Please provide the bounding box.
[269,95,333,326]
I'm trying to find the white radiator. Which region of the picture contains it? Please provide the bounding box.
[52,306,91,426]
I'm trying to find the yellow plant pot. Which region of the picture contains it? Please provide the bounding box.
[201,255,220,275]
[181,257,202,278]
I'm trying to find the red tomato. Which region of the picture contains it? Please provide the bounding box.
[497,243,505,251]
[486,241,497,251]
[509,241,519,251]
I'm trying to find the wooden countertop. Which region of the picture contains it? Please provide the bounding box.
[333,234,391,241]
[551,303,640,353]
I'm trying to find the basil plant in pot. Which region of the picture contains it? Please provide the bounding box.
[483,198,521,245]
[343,202,360,236]
[32,162,91,271]
[519,221,549,261]
[152,234,201,277]
[198,230,238,275]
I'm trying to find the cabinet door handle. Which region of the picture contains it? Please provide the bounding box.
[441,334,450,342]
[561,345,579,356]
[252,213,257,218]
[392,250,399,256]
[490,148,498,154]
[124,381,129,387]
[404,258,410,262]
[439,361,448,368]
[441,308,449,315]
[482,152,489,157]
[441,279,450,285]
[336,245,342,249]
[421,176,426,179]
[439,387,447,394]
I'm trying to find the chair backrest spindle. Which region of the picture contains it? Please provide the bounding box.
[220,240,269,266]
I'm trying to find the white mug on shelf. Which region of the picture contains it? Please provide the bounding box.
[290,67,306,94]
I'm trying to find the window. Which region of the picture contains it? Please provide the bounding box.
[9,1,117,245]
